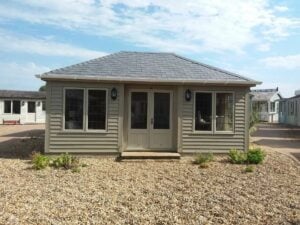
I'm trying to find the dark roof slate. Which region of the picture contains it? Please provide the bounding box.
[39,51,259,85]
[0,90,46,99]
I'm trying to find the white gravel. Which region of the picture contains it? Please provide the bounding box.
[0,150,299,225]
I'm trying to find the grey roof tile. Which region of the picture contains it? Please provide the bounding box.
[0,90,46,99]
[40,51,259,84]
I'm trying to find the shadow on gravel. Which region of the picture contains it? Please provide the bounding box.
[253,139,300,150]
[0,129,44,159]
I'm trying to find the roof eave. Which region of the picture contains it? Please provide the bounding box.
[36,74,261,86]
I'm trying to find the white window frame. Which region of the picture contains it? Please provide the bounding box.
[3,100,21,115]
[63,87,108,133]
[193,91,235,134]
[63,87,86,132]
[86,88,108,132]
[215,91,235,134]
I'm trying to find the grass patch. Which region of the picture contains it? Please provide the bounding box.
[244,165,254,173]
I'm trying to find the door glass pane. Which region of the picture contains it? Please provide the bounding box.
[28,101,36,113]
[88,90,106,130]
[216,93,234,131]
[195,93,212,131]
[131,92,147,129]
[13,101,21,114]
[154,93,170,129]
[65,89,84,130]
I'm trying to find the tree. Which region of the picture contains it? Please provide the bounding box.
[39,85,46,92]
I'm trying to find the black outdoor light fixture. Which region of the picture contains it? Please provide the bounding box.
[111,87,118,100]
[185,89,192,101]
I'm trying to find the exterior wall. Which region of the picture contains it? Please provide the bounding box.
[45,81,123,153]
[280,96,300,126]
[0,99,45,124]
[46,81,250,153]
[179,86,249,153]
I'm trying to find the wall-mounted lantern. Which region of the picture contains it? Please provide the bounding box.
[185,89,192,101]
[22,101,25,106]
[37,101,41,106]
[111,88,118,100]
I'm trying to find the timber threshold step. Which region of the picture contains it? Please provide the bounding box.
[120,152,181,160]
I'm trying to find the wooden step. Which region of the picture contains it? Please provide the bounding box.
[120,151,181,160]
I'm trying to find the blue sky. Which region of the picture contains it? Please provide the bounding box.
[0,0,299,97]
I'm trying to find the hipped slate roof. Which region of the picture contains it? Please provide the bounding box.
[38,51,260,86]
[0,90,46,99]
[251,88,281,101]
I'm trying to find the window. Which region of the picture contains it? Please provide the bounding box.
[4,100,11,113]
[42,101,46,111]
[195,93,212,131]
[65,89,84,130]
[28,101,36,113]
[88,90,106,130]
[194,92,234,133]
[270,102,276,112]
[216,93,233,131]
[12,101,21,114]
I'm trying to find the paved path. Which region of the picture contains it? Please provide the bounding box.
[251,123,300,161]
[0,124,45,158]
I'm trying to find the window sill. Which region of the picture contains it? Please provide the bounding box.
[60,129,108,134]
[192,131,235,135]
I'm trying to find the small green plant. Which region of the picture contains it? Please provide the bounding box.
[247,148,266,164]
[52,153,79,169]
[228,149,247,164]
[244,165,254,173]
[32,152,50,170]
[194,153,214,167]
[81,163,88,167]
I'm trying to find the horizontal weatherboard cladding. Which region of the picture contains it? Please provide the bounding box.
[46,81,121,153]
[180,86,248,153]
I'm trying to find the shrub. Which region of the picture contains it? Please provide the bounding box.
[244,165,254,173]
[247,148,266,164]
[228,149,247,164]
[51,153,79,169]
[194,153,214,166]
[32,152,50,170]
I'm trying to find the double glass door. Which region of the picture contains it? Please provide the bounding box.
[127,90,173,150]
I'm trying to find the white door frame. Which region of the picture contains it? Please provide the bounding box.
[127,89,173,151]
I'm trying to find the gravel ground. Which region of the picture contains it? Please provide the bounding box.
[0,150,299,225]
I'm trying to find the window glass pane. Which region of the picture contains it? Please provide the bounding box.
[270,102,275,112]
[42,101,46,111]
[216,93,234,131]
[13,101,21,114]
[88,90,106,130]
[154,93,170,129]
[195,93,212,131]
[131,92,147,129]
[4,101,11,113]
[28,101,36,113]
[65,89,84,130]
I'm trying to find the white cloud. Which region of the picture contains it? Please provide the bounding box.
[0,30,106,59]
[0,62,50,90]
[261,54,300,69]
[0,0,299,54]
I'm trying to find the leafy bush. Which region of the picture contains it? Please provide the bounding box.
[52,153,79,169]
[32,152,50,170]
[247,148,266,164]
[244,165,254,173]
[228,149,247,164]
[229,148,266,165]
[194,153,214,166]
